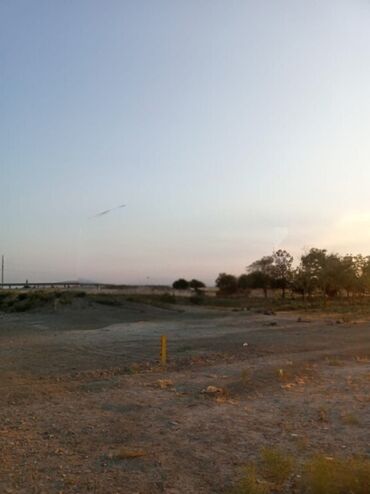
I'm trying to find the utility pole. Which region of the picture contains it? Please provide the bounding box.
[1,255,4,287]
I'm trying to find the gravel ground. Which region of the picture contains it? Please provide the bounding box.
[0,302,369,493]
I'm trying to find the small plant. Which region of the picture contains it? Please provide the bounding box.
[341,413,360,426]
[317,407,329,423]
[240,369,251,384]
[229,454,370,494]
[231,466,270,494]
[259,447,294,486]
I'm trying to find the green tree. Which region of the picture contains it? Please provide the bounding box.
[292,267,313,300]
[238,273,252,290]
[189,279,206,290]
[215,273,238,295]
[172,278,190,290]
[247,256,274,298]
[299,248,347,298]
[272,249,294,298]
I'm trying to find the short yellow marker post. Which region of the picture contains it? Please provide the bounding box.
[160,335,167,366]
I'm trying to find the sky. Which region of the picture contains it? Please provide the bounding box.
[1,0,370,285]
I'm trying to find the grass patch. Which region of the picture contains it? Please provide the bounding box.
[302,455,369,494]
[229,452,370,494]
[230,466,270,494]
[259,447,294,485]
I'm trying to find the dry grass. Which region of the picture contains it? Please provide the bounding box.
[259,447,295,485]
[317,406,329,423]
[230,466,270,494]
[326,356,344,367]
[301,456,370,494]
[230,452,370,494]
[341,412,361,426]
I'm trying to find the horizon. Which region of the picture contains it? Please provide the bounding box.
[2,1,370,284]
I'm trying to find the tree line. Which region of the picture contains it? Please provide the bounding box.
[216,248,370,299]
[172,278,206,290]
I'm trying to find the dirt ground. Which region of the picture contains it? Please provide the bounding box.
[0,300,369,493]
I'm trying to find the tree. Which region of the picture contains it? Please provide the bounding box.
[215,273,238,295]
[299,248,327,297]
[292,267,314,300]
[359,255,370,295]
[238,273,252,290]
[172,278,190,290]
[272,249,293,298]
[189,279,206,290]
[247,256,274,298]
[299,248,346,298]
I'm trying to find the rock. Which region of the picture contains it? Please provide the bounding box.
[156,379,174,389]
[201,385,225,395]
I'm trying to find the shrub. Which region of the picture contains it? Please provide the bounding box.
[259,447,294,485]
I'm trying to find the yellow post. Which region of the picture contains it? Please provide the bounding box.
[160,335,167,366]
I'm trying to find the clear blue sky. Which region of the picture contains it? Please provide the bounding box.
[2,1,370,284]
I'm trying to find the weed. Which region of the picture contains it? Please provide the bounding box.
[301,455,370,494]
[240,369,251,384]
[341,413,360,426]
[229,454,370,494]
[231,466,270,494]
[317,407,329,423]
[259,447,294,485]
